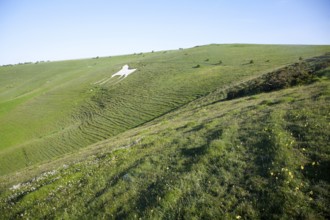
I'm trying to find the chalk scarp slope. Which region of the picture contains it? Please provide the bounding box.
[0,54,329,219]
[0,44,329,176]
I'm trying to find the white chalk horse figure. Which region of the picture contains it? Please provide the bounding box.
[94,64,137,85]
[111,65,136,78]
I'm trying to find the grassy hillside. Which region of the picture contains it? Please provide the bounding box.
[1,44,330,175]
[0,51,329,219]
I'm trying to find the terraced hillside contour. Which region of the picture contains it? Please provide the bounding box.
[1,44,330,176]
[0,52,329,219]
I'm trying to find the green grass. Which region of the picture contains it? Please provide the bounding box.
[0,69,329,219]
[0,44,329,218]
[1,44,329,175]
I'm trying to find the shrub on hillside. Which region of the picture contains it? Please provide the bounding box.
[227,54,330,100]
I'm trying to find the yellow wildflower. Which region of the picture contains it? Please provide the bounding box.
[301,165,304,170]
[288,171,294,178]
[236,216,241,219]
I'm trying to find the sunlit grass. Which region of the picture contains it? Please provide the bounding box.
[0,66,329,218]
[0,45,329,218]
[1,44,329,175]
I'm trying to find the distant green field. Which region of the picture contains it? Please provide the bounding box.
[0,44,329,176]
[0,49,329,219]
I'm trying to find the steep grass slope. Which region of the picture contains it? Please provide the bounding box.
[0,54,329,219]
[1,44,330,175]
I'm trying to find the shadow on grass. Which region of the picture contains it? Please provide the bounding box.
[303,161,330,183]
[134,177,168,215]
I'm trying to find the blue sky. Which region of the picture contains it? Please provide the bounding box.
[0,0,329,65]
